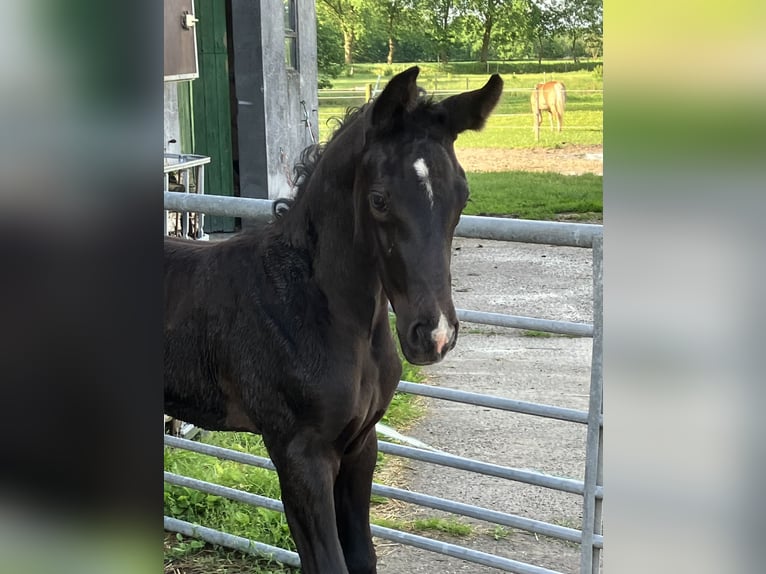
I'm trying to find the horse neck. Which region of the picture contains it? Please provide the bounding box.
[285,121,387,327]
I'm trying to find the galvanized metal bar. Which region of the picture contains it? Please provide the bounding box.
[372,483,602,549]
[164,435,602,547]
[166,434,602,498]
[164,516,301,568]
[378,441,603,499]
[162,192,603,248]
[163,153,212,173]
[371,524,564,574]
[165,473,564,574]
[592,427,604,573]
[396,380,591,425]
[455,215,601,248]
[163,173,169,236]
[165,471,284,513]
[457,308,593,337]
[580,234,604,574]
[163,192,274,224]
[196,164,206,238]
[165,434,276,470]
[181,168,190,238]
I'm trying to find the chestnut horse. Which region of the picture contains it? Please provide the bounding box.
[531,80,566,141]
[164,67,503,573]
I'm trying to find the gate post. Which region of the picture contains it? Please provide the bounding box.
[580,233,603,573]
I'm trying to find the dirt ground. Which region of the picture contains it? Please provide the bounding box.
[456,144,603,176]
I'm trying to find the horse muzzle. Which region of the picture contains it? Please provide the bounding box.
[400,314,458,365]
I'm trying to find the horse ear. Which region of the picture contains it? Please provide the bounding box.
[369,66,421,127]
[441,74,504,136]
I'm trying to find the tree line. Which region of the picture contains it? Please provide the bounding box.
[317,0,602,72]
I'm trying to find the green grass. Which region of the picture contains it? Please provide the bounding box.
[464,171,602,221]
[412,517,473,537]
[326,62,602,91]
[372,516,473,537]
[164,433,295,554]
[522,330,555,338]
[522,330,578,338]
[489,525,511,540]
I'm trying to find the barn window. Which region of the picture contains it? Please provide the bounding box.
[284,0,298,70]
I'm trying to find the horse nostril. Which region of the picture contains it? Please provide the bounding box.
[408,322,427,348]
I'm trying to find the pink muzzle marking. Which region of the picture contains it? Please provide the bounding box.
[431,313,453,355]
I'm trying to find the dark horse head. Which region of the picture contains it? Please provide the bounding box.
[353,67,503,365]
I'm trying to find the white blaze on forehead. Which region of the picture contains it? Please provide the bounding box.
[413,157,434,206]
[431,312,454,355]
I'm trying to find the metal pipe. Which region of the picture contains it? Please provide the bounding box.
[455,215,601,247]
[371,524,564,574]
[164,516,301,568]
[165,435,602,499]
[163,192,274,224]
[378,441,603,499]
[162,192,602,248]
[165,435,275,470]
[372,483,602,549]
[165,472,284,513]
[457,309,593,337]
[396,380,592,425]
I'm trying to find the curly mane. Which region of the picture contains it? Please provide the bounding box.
[272,106,367,219]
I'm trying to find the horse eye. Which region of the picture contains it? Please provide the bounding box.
[369,192,388,213]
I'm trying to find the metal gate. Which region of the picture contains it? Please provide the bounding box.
[163,192,603,574]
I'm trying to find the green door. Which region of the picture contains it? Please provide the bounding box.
[187,0,235,232]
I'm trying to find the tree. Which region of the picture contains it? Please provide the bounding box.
[461,0,525,64]
[316,9,345,87]
[581,0,602,58]
[559,0,602,62]
[318,0,365,65]
[525,0,562,65]
[374,0,419,65]
[583,27,602,59]
[420,0,457,63]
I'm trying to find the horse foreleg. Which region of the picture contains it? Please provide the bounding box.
[334,429,378,574]
[534,110,542,141]
[267,432,347,574]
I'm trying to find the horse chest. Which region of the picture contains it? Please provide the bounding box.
[359,345,401,411]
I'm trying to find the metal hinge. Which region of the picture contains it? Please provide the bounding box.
[181,11,198,30]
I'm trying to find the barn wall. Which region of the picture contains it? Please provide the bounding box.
[231,0,317,207]
[163,83,182,155]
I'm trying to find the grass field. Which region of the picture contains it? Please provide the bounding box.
[316,73,603,220]
[317,68,603,149]
[315,66,603,220]
[465,171,602,221]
